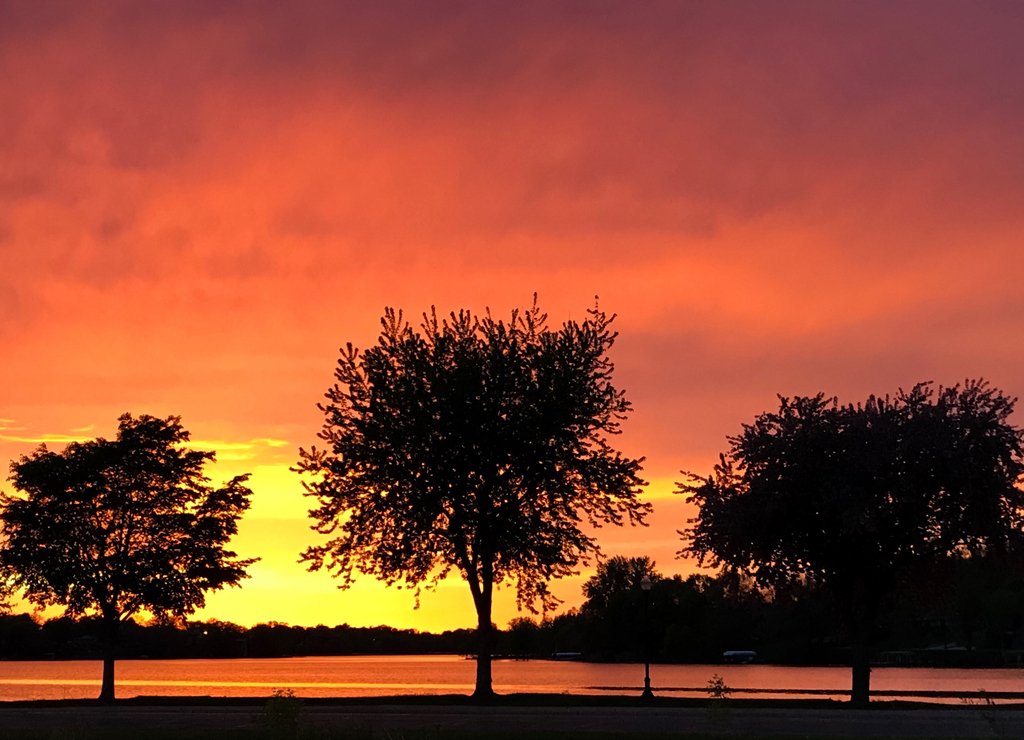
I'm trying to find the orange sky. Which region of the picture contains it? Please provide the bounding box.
[2,1,1024,631]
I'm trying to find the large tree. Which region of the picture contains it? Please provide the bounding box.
[681,381,1024,705]
[298,300,649,697]
[0,414,255,702]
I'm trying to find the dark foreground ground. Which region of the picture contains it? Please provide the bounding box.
[2,696,1024,739]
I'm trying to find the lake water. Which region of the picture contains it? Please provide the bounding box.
[0,655,1020,703]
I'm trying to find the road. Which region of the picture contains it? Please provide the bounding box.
[2,703,1024,738]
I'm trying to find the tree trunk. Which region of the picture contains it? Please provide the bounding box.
[850,644,870,707]
[472,578,495,700]
[847,585,874,707]
[98,617,118,704]
[850,605,872,707]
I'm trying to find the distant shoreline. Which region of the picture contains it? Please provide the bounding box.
[1,652,1021,670]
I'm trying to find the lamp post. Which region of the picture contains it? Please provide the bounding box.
[640,574,653,700]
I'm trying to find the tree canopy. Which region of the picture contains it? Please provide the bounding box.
[0,413,255,702]
[581,555,660,614]
[298,299,649,697]
[681,380,1024,704]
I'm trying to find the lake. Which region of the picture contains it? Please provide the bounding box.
[0,655,1020,702]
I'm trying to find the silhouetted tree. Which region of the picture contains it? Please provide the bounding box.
[582,556,661,613]
[0,414,255,702]
[298,299,649,698]
[682,381,1024,705]
[579,556,662,660]
[0,613,43,658]
[505,617,542,657]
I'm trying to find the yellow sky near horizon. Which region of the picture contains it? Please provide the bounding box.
[1,416,695,630]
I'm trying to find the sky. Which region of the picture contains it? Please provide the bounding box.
[2,0,1023,632]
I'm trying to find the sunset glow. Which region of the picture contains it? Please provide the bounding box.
[3,1,1023,631]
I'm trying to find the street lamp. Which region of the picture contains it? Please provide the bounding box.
[640,574,653,700]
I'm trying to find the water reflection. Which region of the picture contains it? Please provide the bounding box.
[0,656,1020,703]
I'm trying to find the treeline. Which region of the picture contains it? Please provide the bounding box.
[514,563,1024,668]
[0,615,477,660]
[2,558,1021,667]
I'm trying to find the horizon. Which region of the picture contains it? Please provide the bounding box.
[3,1,1024,632]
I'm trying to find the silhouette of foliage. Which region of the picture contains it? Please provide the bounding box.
[298,299,649,697]
[0,414,255,702]
[1,563,1022,667]
[580,556,662,661]
[705,673,731,699]
[681,380,1024,705]
[0,614,479,661]
[582,555,661,614]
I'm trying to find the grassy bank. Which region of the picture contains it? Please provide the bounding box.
[0,732,880,740]
[5,692,1020,709]
[2,693,1018,740]
[1,727,1002,740]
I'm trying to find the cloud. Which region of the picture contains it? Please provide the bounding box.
[190,438,293,463]
[4,0,1023,297]
[0,433,92,445]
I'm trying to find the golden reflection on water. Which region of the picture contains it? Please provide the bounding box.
[1,656,1020,702]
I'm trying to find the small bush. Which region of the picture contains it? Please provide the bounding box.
[263,688,304,738]
[705,673,731,700]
